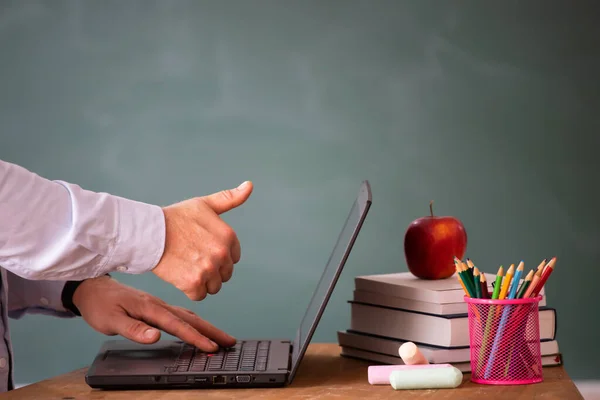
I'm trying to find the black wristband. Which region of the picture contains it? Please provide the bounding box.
[61,274,111,316]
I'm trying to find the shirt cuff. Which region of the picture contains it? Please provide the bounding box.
[97,196,166,275]
[6,272,75,319]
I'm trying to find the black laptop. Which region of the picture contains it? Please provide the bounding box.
[85,180,372,389]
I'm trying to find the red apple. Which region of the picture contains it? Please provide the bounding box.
[404,201,467,280]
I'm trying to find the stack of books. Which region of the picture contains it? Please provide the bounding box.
[337,271,562,372]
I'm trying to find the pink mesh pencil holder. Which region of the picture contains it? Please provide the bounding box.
[464,295,543,385]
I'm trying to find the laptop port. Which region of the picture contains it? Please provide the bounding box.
[235,375,251,383]
[212,375,226,385]
[194,377,208,383]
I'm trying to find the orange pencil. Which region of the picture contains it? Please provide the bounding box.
[524,266,543,298]
[530,257,556,297]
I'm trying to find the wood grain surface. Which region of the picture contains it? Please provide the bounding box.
[0,343,583,399]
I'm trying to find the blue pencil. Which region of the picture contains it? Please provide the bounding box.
[508,262,524,300]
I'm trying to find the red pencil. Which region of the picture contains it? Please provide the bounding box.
[480,272,490,299]
[530,257,556,297]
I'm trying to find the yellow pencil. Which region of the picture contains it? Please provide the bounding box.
[498,264,515,300]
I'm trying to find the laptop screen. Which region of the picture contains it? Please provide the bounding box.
[288,181,371,383]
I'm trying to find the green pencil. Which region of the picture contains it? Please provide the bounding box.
[491,266,504,299]
[516,269,534,299]
[457,263,476,298]
[466,258,476,287]
[473,267,482,299]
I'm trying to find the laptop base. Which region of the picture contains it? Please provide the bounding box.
[86,374,287,390]
[85,339,290,390]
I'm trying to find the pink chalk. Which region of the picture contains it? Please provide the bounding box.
[368,364,453,385]
[399,342,429,365]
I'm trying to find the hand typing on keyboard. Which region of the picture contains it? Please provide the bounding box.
[73,275,236,352]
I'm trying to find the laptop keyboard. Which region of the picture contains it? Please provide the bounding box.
[166,341,270,373]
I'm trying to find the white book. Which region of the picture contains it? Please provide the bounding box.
[339,346,563,373]
[337,330,560,364]
[354,272,545,304]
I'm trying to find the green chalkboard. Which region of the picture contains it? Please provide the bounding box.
[1,0,599,385]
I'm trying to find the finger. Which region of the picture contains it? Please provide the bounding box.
[200,181,253,215]
[142,303,218,352]
[215,250,234,284]
[206,272,223,295]
[230,236,241,264]
[200,257,224,295]
[168,305,237,348]
[203,222,238,283]
[220,263,234,283]
[186,285,207,302]
[109,312,162,344]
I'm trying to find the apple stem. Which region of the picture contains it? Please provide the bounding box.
[429,200,434,217]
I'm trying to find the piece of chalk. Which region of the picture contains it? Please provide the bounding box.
[368,364,451,385]
[398,342,429,365]
[389,365,463,390]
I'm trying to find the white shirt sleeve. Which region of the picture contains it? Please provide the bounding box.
[0,159,165,280]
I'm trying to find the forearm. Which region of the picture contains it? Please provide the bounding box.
[0,160,165,280]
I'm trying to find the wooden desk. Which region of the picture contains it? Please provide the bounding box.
[1,343,583,399]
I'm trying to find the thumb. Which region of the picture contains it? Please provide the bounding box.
[111,314,161,344]
[200,181,253,214]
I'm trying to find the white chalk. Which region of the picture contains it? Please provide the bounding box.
[398,342,429,365]
[389,364,463,390]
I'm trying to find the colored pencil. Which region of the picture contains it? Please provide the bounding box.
[457,258,472,288]
[491,266,504,299]
[458,262,476,298]
[507,262,524,299]
[466,258,475,286]
[530,257,556,297]
[516,270,534,299]
[480,272,490,299]
[456,264,470,297]
[523,263,544,298]
[498,264,514,300]
[457,260,474,296]
[536,259,547,273]
[473,267,482,299]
